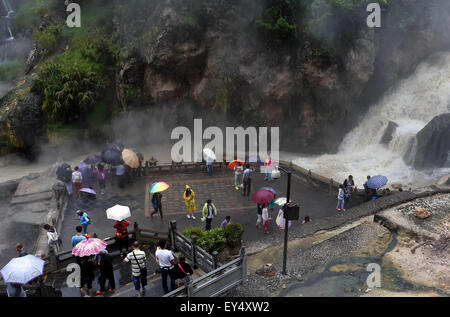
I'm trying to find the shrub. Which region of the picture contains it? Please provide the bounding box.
[223,222,244,247]
[182,227,206,239]
[198,228,226,254]
[0,61,25,82]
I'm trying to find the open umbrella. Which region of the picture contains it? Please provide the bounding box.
[261,187,276,195]
[203,148,216,160]
[56,163,72,182]
[228,160,245,169]
[274,197,287,205]
[72,238,107,257]
[251,189,275,205]
[84,154,101,165]
[0,255,45,285]
[102,148,123,165]
[366,175,388,189]
[149,181,170,193]
[122,149,139,168]
[80,188,96,195]
[131,148,144,162]
[105,143,124,152]
[106,204,131,221]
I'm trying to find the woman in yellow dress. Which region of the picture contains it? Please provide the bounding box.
[183,185,196,219]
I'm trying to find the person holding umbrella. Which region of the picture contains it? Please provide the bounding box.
[233,161,244,190]
[79,256,96,297]
[1,254,45,297]
[183,185,196,219]
[256,204,263,229]
[203,148,216,176]
[201,199,217,231]
[242,164,254,197]
[95,250,115,295]
[151,192,164,221]
[114,219,130,256]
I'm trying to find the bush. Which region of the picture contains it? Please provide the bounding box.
[182,227,206,239]
[223,222,244,247]
[0,61,25,82]
[198,228,226,254]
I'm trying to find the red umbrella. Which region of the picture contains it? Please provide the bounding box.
[228,160,245,169]
[251,189,274,205]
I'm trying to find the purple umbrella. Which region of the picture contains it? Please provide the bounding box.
[80,188,96,195]
[84,154,101,165]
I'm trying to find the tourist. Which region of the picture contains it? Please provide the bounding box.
[96,250,115,295]
[264,157,273,181]
[262,204,270,234]
[343,175,355,205]
[183,185,196,220]
[172,256,193,287]
[337,184,345,211]
[155,240,176,294]
[364,175,371,201]
[201,199,217,231]
[234,161,243,190]
[77,210,90,234]
[220,215,232,229]
[93,164,106,195]
[15,243,27,257]
[72,166,83,198]
[123,241,147,297]
[256,204,263,229]
[72,226,86,247]
[206,156,214,176]
[151,192,164,221]
[113,219,130,256]
[43,224,61,253]
[6,283,26,297]
[242,164,254,197]
[79,256,96,297]
[112,164,125,188]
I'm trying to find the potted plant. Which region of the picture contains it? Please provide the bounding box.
[223,222,243,255]
[198,228,226,254]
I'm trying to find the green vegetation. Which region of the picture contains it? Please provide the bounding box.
[182,227,227,254]
[33,22,62,57]
[223,222,244,247]
[33,35,118,123]
[0,61,25,82]
[256,0,301,45]
[13,0,60,30]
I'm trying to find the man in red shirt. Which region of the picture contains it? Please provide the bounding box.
[114,220,130,256]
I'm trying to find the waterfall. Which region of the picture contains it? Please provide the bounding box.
[293,52,450,189]
[0,0,14,63]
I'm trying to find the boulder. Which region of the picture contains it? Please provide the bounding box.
[380,121,399,145]
[404,113,450,170]
[414,207,431,219]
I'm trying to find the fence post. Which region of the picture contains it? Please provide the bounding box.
[240,247,247,285]
[170,220,178,252]
[134,222,141,242]
[185,273,193,297]
[212,251,219,270]
[191,235,198,269]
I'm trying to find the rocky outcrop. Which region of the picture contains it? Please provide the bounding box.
[404,113,450,170]
[380,121,399,145]
[414,207,431,219]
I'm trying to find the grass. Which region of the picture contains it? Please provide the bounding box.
[0,60,25,82]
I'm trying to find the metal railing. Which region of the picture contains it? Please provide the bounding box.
[164,247,247,297]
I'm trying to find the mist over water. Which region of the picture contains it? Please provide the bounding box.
[293,52,450,189]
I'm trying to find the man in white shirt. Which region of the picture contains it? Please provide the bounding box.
[72,166,82,198]
[155,239,176,294]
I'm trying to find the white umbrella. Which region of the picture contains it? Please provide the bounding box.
[0,255,45,285]
[106,204,131,221]
[274,197,287,205]
[203,148,216,160]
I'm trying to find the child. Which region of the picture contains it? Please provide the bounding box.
[337,184,345,211]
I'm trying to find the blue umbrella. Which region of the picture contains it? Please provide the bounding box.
[0,255,45,285]
[366,175,388,189]
[261,187,276,195]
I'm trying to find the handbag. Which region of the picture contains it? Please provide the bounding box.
[132,251,147,278]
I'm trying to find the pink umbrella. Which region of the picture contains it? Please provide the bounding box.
[72,237,107,257]
[251,189,275,205]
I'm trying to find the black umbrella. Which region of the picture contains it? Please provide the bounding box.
[84,154,101,165]
[56,163,72,182]
[101,149,123,165]
[105,143,124,153]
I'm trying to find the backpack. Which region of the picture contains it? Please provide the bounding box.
[73,172,82,183]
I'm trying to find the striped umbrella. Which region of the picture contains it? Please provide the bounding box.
[149,181,170,193]
[72,238,107,257]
